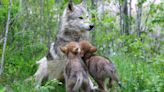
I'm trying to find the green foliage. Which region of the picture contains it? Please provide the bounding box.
[90,1,163,91]
[0,0,163,92]
[110,54,163,92]
[39,79,65,92]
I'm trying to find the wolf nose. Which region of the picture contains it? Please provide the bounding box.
[89,25,94,30]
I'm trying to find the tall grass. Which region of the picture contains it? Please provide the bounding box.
[0,53,163,92]
[110,54,163,92]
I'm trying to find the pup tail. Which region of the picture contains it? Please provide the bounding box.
[112,75,122,88]
[73,73,83,91]
[107,69,122,88]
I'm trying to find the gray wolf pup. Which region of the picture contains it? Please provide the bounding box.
[60,42,91,92]
[79,40,122,92]
[33,0,95,88]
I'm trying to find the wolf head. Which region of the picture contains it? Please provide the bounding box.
[79,40,97,56]
[61,0,94,33]
[60,42,81,56]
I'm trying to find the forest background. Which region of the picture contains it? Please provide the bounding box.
[0,0,163,92]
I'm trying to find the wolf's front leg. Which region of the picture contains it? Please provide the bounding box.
[47,58,66,80]
[34,57,48,88]
[88,77,98,92]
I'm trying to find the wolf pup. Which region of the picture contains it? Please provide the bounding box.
[33,0,95,88]
[60,42,91,92]
[79,40,122,92]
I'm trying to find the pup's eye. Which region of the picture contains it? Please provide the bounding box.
[78,17,83,19]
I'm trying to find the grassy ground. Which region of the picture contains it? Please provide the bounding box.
[110,54,163,92]
[0,53,163,92]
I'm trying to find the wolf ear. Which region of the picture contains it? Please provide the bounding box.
[90,46,97,53]
[80,0,86,7]
[68,0,74,12]
[60,47,68,54]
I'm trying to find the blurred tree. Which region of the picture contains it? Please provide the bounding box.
[0,0,1,7]
[136,0,143,37]
[123,0,129,35]
[129,0,132,32]
[0,0,12,76]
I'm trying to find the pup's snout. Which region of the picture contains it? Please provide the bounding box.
[89,24,94,30]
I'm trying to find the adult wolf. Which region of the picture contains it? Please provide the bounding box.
[34,0,95,89]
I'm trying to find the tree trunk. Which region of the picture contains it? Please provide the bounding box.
[40,0,44,43]
[0,0,1,7]
[19,0,26,12]
[0,0,12,76]
[129,0,132,32]
[19,0,22,11]
[142,0,155,32]
[119,0,123,35]
[123,0,129,35]
[136,0,146,37]
[136,2,142,37]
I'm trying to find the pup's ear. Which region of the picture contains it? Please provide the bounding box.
[60,47,68,54]
[68,0,74,12]
[90,46,97,53]
[73,47,81,54]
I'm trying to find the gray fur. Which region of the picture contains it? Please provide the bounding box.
[73,72,83,91]
[33,1,95,89]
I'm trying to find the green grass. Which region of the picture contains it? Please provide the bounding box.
[110,54,163,92]
[0,53,163,92]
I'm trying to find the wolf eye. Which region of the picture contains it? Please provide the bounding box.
[78,16,83,19]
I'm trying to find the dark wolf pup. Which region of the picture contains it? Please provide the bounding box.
[60,42,92,92]
[79,40,122,92]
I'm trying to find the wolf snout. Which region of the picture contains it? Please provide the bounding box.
[89,24,94,31]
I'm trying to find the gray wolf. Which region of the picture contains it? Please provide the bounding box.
[60,41,91,92]
[79,40,121,92]
[33,0,95,89]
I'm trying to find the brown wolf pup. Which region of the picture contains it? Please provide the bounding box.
[60,42,91,92]
[79,40,122,92]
